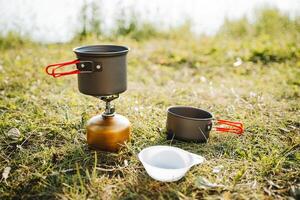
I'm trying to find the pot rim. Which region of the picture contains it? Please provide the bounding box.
[167,106,214,121]
[73,44,129,57]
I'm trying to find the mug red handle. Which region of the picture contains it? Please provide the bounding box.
[215,119,244,135]
[45,59,80,78]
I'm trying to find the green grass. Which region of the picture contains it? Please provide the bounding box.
[0,9,299,199]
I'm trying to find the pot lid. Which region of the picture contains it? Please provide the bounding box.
[167,106,214,121]
[73,45,129,57]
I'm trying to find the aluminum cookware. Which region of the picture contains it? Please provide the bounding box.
[45,45,129,96]
[166,106,244,142]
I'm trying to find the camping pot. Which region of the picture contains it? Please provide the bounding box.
[166,106,244,142]
[45,45,129,96]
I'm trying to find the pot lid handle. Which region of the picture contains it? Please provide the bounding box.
[215,119,244,135]
[45,59,80,78]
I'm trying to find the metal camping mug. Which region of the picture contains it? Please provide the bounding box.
[45,45,129,96]
[166,106,244,142]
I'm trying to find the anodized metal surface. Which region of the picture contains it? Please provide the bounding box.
[166,106,213,142]
[73,45,129,96]
[86,114,130,152]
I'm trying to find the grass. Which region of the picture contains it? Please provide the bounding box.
[0,9,299,200]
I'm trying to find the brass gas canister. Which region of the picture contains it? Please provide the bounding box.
[86,114,130,152]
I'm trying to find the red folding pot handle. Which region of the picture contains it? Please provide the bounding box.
[214,119,244,135]
[45,59,80,78]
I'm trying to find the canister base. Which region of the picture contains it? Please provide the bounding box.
[86,114,130,152]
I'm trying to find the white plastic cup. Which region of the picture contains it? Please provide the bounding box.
[138,145,205,182]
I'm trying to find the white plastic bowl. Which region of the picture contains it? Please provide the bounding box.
[138,145,205,182]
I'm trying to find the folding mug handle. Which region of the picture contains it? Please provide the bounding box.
[45,59,80,78]
[215,119,244,135]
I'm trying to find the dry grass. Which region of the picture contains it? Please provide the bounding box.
[0,9,300,200]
